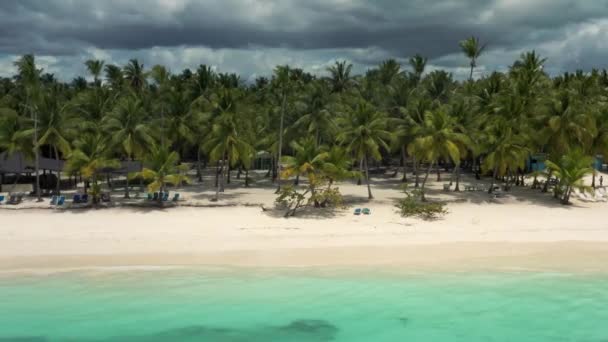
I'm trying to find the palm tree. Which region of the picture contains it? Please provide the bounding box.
[322,145,358,187]
[459,36,487,80]
[123,59,147,92]
[271,65,295,192]
[544,91,596,156]
[326,60,354,93]
[409,54,427,84]
[203,99,254,201]
[159,88,196,155]
[0,108,34,189]
[546,149,593,204]
[103,95,155,198]
[35,93,72,195]
[65,134,119,203]
[104,64,124,90]
[14,54,43,201]
[132,145,188,204]
[337,101,391,199]
[377,59,402,86]
[293,82,334,146]
[482,122,530,193]
[85,59,105,86]
[408,107,470,200]
[281,137,327,186]
[70,87,116,135]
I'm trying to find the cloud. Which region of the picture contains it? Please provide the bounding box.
[0,0,606,81]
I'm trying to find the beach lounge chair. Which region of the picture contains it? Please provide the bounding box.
[57,196,65,206]
[9,194,22,205]
[153,192,159,201]
[73,194,81,204]
[162,192,169,201]
[443,184,451,191]
[81,194,89,203]
[0,195,4,204]
[172,193,180,202]
[50,196,58,205]
[354,208,362,215]
[362,208,371,215]
[101,193,111,203]
[147,193,153,200]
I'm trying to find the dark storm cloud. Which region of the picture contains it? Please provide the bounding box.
[0,0,607,79]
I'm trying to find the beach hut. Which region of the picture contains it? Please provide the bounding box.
[526,153,547,173]
[253,151,272,170]
[594,155,604,171]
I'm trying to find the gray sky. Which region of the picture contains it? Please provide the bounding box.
[1,0,607,81]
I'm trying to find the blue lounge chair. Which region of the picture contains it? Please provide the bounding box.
[354,208,362,215]
[81,194,89,203]
[73,194,81,204]
[162,192,169,201]
[362,208,371,215]
[147,193,153,200]
[50,196,58,205]
[57,196,65,206]
[172,193,180,202]
[153,192,159,201]
[0,195,4,204]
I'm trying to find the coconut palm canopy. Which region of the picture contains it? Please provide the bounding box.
[1,35,607,205]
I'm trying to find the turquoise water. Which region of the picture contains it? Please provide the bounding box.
[1,267,608,341]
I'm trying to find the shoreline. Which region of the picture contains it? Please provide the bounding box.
[3,241,608,274]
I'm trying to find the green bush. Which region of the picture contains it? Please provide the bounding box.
[395,187,447,220]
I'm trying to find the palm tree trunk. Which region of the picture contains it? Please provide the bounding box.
[454,165,461,191]
[562,186,572,205]
[364,154,373,200]
[32,106,41,202]
[213,171,220,202]
[414,156,420,188]
[542,170,553,193]
[420,161,434,201]
[220,152,227,193]
[215,160,220,188]
[197,149,203,183]
[401,147,407,182]
[294,174,300,186]
[436,162,441,181]
[53,145,61,196]
[276,94,286,193]
[124,173,130,198]
[226,164,231,184]
[449,166,456,186]
[592,170,596,189]
[469,63,475,81]
[124,154,130,198]
[107,173,113,191]
[357,158,363,185]
[245,169,249,187]
[488,167,499,194]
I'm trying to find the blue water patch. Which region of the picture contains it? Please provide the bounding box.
[1,268,607,341]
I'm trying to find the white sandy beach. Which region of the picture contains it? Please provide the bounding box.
[2,173,608,272]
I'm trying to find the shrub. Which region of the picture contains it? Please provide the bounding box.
[395,187,447,220]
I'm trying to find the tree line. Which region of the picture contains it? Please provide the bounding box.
[0,37,606,205]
